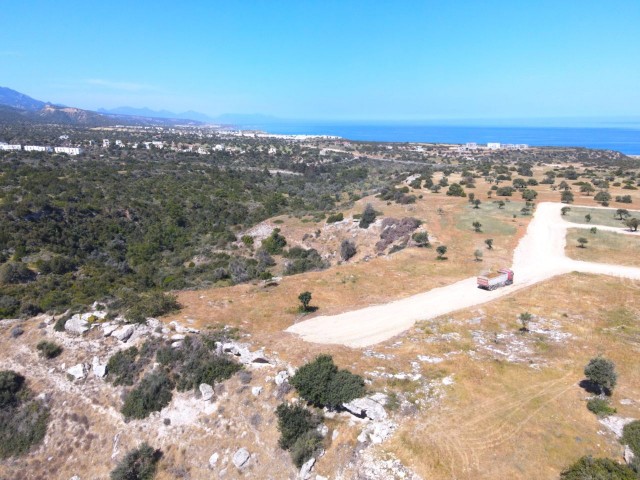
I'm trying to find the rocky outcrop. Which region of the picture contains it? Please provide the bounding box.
[298,457,315,479]
[232,448,250,468]
[208,452,219,468]
[343,393,388,421]
[199,383,214,401]
[624,445,635,465]
[275,371,289,386]
[67,363,87,380]
[220,341,271,366]
[92,356,107,378]
[112,324,135,342]
[64,315,89,335]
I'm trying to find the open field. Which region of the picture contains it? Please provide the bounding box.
[383,273,640,479]
[566,228,640,267]
[563,205,640,228]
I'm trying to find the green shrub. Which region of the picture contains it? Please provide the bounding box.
[159,336,242,392]
[586,397,616,417]
[290,429,323,468]
[124,292,181,324]
[584,357,617,395]
[283,248,328,275]
[107,347,140,386]
[358,204,377,228]
[622,420,640,457]
[0,370,25,408]
[110,443,161,480]
[326,212,344,223]
[261,228,287,255]
[290,355,365,408]
[0,370,50,459]
[276,403,321,450]
[560,456,636,479]
[121,371,174,420]
[446,183,466,197]
[36,341,63,359]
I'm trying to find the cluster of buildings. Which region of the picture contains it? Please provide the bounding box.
[0,142,83,155]
[456,142,529,152]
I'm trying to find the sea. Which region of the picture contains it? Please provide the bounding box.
[240,122,640,156]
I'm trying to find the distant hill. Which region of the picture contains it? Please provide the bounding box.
[0,86,48,111]
[98,106,216,123]
[0,86,203,127]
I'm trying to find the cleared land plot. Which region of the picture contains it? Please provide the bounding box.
[454,200,526,235]
[566,228,640,267]
[563,206,640,228]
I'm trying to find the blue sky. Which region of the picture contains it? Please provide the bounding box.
[1,0,639,121]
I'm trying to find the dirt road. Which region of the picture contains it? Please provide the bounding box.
[286,202,640,347]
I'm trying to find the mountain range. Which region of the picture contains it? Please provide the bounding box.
[0,86,280,127]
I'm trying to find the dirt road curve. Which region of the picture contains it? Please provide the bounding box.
[286,202,640,347]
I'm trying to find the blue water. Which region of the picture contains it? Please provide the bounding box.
[242,123,640,155]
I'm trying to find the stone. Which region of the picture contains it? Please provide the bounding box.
[298,457,315,479]
[232,448,250,468]
[317,424,329,437]
[209,452,219,468]
[69,476,81,480]
[199,383,214,401]
[113,324,135,342]
[332,430,339,441]
[102,323,119,337]
[171,334,186,341]
[67,363,87,380]
[92,356,107,378]
[147,318,162,330]
[343,394,388,421]
[624,445,635,465]
[275,371,289,386]
[65,314,89,335]
[251,386,262,396]
[599,416,635,438]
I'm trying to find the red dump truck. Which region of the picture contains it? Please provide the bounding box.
[477,268,514,290]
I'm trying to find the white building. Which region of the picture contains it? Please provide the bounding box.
[115,140,124,147]
[196,147,209,155]
[465,142,478,149]
[487,142,501,150]
[24,145,53,152]
[102,139,110,148]
[54,147,82,156]
[0,144,22,151]
[213,144,225,151]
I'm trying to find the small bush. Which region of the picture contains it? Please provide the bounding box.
[560,455,636,479]
[36,341,63,359]
[622,420,640,457]
[121,371,174,420]
[124,292,181,324]
[290,429,323,468]
[276,403,321,450]
[107,347,141,386]
[53,315,68,332]
[587,397,616,417]
[0,371,25,409]
[326,212,344,223]
[261,228,287,255]
[291,355,365,408]
[340,240,357,261]
[110,443,161,480]
[283,248,328,275]
[358,204,377,229]
[0,370,50,459]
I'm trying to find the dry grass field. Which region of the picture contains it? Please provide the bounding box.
[566,228,640,267]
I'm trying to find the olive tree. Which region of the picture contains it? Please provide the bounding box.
[584,357,617,395]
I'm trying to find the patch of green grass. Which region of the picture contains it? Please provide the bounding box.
[455,201,524,235]
[563,206,640,228]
